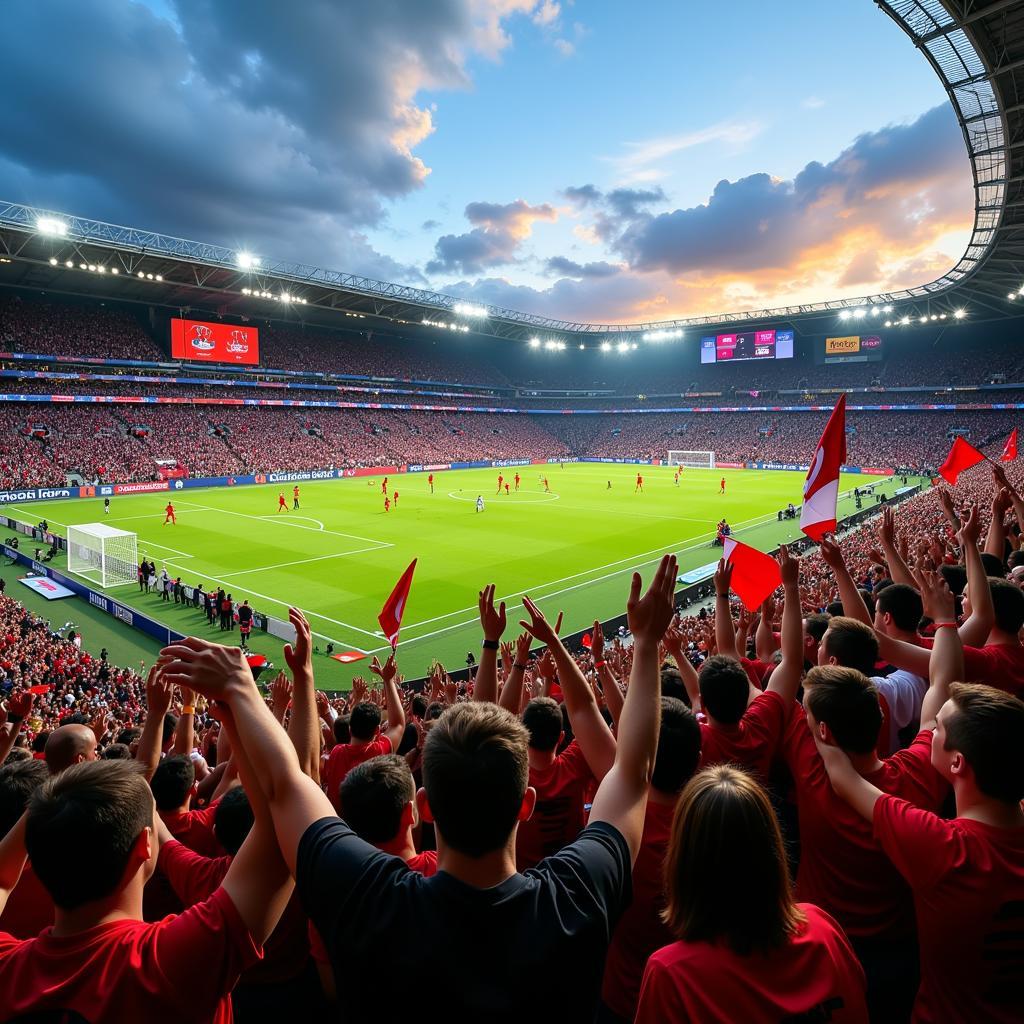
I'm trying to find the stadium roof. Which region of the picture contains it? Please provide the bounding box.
[0,0,1022,345]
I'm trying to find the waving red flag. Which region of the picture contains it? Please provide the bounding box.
[939,436,986,485]
[723,538,782,612]
[378,559,417,649]
[801,394,847,542]
[1000,428,1018,463]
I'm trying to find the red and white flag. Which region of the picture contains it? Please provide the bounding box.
[939,436,986,485]
[722,538,782,612]
[1001,428,1018,463]
[378,559,417,649]
[801,394,847,542]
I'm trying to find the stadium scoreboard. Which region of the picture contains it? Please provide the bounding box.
[821,334,884,364]
[170,318,260,365]
[700,329,794,364]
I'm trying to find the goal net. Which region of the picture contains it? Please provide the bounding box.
[667,450,716,469]
[67,524,138,588]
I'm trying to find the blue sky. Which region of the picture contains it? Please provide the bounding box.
[0,0,973,322]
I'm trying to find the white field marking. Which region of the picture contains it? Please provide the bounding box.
[261,515,326,530]
[447,490,560,504]
[216,545,387,579]
[172,501,392,547]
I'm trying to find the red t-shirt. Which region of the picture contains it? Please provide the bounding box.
[324,736,393,811]
[601,798,675,1020]
[781,706,949,939]
[873,796,1024,1023]
[699,689,786,781]
[635,903,867,1023]
[961,641,1024,698]
[515,740,594,869]
[0,887,260,1023]
[0,863,53,939]
[161,798,223,857]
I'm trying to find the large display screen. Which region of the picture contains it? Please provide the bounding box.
[821,334,883,364]
[170,318,260,365]
[700,328,794,364]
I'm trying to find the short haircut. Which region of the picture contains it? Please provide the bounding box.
[803,666,882,754]
[660,667,688,705]
[422,703,529,858]
[822,616,879,677]
[858,589,876,618]
[939,563,967,597]
[698,656,750,726]
[652,698,701,794]
[980,552,1005,578]
[1008,550,1024,570]
[662,766,803,955]
[0,758,48,836]
[102,743,132,761]
[27,760,153,910]
[803,613,831,644]
[944,683,1024,804]
[876,584,924,632]
[115,727,141,747]
[411,695,428,718]
[162,713,177,745]
[988,578,1024,634]
[31,732,49,754]
[333,715,351,746]
[825,601,844,618]
[339,754,414,845]
[214,786,254,855]
[349,702,382,742]
[150,755,195,811]
[522,697,564,752]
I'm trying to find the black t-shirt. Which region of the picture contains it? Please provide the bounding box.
[297,817,631,1023]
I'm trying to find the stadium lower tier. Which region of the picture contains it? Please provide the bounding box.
[0,403,1014,489]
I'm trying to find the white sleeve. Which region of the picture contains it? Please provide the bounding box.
[873,670,927,730]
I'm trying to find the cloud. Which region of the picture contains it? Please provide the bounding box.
[422,219,441,231]
[532,1,560,26]
[427,198,558,274]
[563,184,602,207]
[544,257,621,278]
[802,96,826,110]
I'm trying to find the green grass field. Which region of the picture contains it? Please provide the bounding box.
[8,464,893,688]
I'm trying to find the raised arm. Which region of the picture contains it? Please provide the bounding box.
[592,621,625,730]
[755,598,780,663]
[985,486,1011,561]
[498,630,531,716]
[589,554,677,864]
[913,567,964,731]
[0,692,32,766]
[818,537,871,626]
[663,620,701,710]
[766,545,804,703]
[713,559,741,661]
[813,735,883,822]
[878,506,916,588]
[173,684,197,757]
[135,667,174,781]
[370,653,406,751]
[159,639,335,876]
[520,598,617,781]
[0,814,28,915]
[992,463,1024,536]
[473,584,506,705]
[957,504,995,647]
[284,608,320,782]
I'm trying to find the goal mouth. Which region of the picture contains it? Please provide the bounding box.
[667,450,716,469]
[66,523,139,589]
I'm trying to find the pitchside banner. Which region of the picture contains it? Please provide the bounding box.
[170,318,260,366]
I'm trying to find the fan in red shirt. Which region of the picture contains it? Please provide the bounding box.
[151,754,224,857]
[323,655,406,812]
[636,765,867,1023]
[0,759,53,940]
[818,569,1024,1024]
[0,758,292,1024]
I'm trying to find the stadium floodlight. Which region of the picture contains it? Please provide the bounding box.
[616,342,629,353]
[87,264,96,272]
[48,257,57,266]
[1009,292,1017,300]
[839,311,851,321]
[884,320,891,327]
[883,305,893,313]
[111,267,119,274]
[155,274,162,281]
[900,316,910,325]
[954,308,966,319]
[97,265,106,273]
[236,252,259,270]
[919,316,928,323]
[600,341,612,352]
[642,328,683,342]
[281,293,291,302]
[853,309,866,319]
[65,260,73,268]
[930,315,937,321]
[36,217,67,237]
[452,302,487,318]
[579,343,585,350]
[940,313,947,319]
[631,343,638,350]
[528,337,541,348]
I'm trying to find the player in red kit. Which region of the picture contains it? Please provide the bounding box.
[382,476,388,495]
[292,485,300,509]
[277,492,287,514]
[542,477,550,492]
[720,476,726,494]
[514,472,521,490]
[505,483,510,495]
[393,491,399,508]
[163,502,176,525]
[635,474,644,493]
[428,473,434,493]
[674,471,680,487]
[384,497,390,513]
[496,474,503,494]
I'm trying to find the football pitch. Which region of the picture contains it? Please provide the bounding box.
[9,464,893,688]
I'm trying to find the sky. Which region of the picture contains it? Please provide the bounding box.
[0,0,974,324]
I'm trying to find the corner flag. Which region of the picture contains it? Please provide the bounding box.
[379,559,417,649]
[801,394,847,542]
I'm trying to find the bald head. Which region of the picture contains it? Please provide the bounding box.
[45,725,99,775]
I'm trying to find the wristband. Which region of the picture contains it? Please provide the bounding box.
[594,660,606,669]
[8,714,23,725]
[182,705,196,715]
[513,662,527,672]
[482,639,499,651]
[932,621,958,630]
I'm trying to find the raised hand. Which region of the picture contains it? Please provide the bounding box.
[269,671,292,721]
[515,630,532,666]
[591,619,605,663]
[519,595,561,648]
[145,665,174,717]
[627,554,678,644]
[159,638,252,701]
[369,653,397,687]
[283,607,313,676]
[536,649,557,682]
[314,690,331,722]
[777,543,800,587]
[911,565,956,623]
[478,584,507,643]
[443,677,458,705]
[713,558,733,597]
[351,676,368,704]
[879,505,897,548]
[817,536,845,571]
[957,503,982,549]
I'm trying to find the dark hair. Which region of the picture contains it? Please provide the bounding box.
[803,666,882,754]
[939,563,967,597]
[339,754,414,845]
[1007,550,1024,570]
[27,760,153,909]
[333,715,351,746]
[161,713,177,745]
[876,584,924,632]
[825,601,844,618]
[803,613,830,644]
[150,755,196,811]
[660,667,688,705]
[31,732,49,754]
[425,702,446,721]
[857,589,876,618]
[349,701,382,742]
[522,697,564,752]
[944,683,1024,803]
[422,703,528,857]
[698,655,750,726]
[980,552,1005,578]
[652,698,701,794]
[102,743,132,761]
[214,786,254,855]
[662,766,804,955]
[411,695,429,718]
[115,727,141,747]
[821,616,879,677]
[0,758,48,836]
[988,578,1024,634]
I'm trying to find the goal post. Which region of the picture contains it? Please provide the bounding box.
[667,450,716,469]
[67,524,139,588]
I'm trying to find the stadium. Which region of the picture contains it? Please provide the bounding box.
[0,1,1023,1021]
